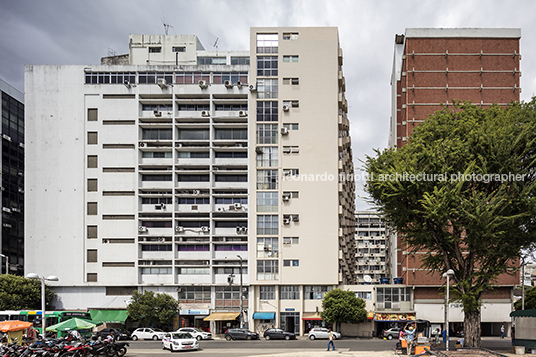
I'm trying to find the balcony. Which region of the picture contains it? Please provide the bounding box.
[178,274,211,284]
[140,274,174,285]
[177,251,211,260]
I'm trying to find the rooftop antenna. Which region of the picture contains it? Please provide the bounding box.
[162,18,173,35]
[213,37,219,50]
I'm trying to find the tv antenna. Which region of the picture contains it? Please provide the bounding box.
[162,18,174,35]
[213,37,219,50]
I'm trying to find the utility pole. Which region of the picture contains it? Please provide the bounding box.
[237,255,244,329]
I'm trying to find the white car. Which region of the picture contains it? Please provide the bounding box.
[162,332,199,352]
[308,327,341,340]
[131,328,166,340]
[176,327,212,340]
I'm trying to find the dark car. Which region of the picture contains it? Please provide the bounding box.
[225,328,260,341]
[263,328,296,340]
[95,328,131,341]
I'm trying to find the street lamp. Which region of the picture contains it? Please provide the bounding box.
[26,273,59,335]
[442,269,455,352]
[0,254,7,275]
[237,255,244,329]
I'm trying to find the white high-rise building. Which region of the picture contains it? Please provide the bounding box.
[25,28,356,335]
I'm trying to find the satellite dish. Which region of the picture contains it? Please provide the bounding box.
[364,275,372,283]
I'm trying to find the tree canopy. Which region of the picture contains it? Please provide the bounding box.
[321,289,367,331]
[0,274,57,310]
[126,290,178,328]
[365,99,536,347]
[514,286,536,311]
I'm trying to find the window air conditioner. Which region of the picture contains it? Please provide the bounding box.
[224,80,233,88]
[175,226,184,233]
[236,227,241,234]
[236,81,243,89]
[157,78,168,88]
[198,80,208,89]
[201,226,210,233]
[292,216,299,222]
[249,85,257,92]
[283,218,291,225]
[154,110,162,117]
[138,226,148,233]
[282,193,291,201]
[281,127,289,135]
[234,203,242,209]
[238,110,247,117]
[282,105,290,112]
[201,110,210,117]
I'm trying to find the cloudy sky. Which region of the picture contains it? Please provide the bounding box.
[1,0,535,210]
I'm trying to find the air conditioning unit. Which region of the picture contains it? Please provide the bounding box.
[248,85,257,92]
[138,142,145,147]
[157,78,168,88]
[282,105,290,112]
[234,203,242,209]
[292,216,299,222]
[138,226,148,233]
[193,190,201,195]
[198,80,208,89]
[242,227,248,234]
[201,110,210,117]
[238,110,247,117]
[224,80,233,88]
[218,207,224,211]
[236,81,243,89]
[175,226,184,233]
[236,226,241,234]
[282,193,291,201]
[283,218,291,225]
[201,226,210,232]
[229,205,236,211]
[281,127,289,135]
[154,110,162,117]
[191,205,198,210]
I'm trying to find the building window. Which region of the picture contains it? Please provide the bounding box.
[87,249,98,263]
[260,286,275,300]
[87,155,98,168]
[304,286,332,300]
[178,129,209,140]
[142,174,172,181]
[256,147,278,167]
[87,273,97,282]
[231,57,250,65]
[283,100,299,108]
[283,191,299,198]
[214,244,247,251]
[280,286,300,300]
[214,197,247,204]
[257,215,278,235]
[282,123,299,130]
[178,151,209,159]
[142,267,172,274]
[257,192,278,213]
[376,287,411,308]
[142,151,172,158]
[214,104,248,111]
[283,259,299,267]
[257,237,279,258]
[283,237,299,245]
[177,245,209,252]
[177,197,209,205]
[282,78,299,85]
[141,244,172,251]
[84,72,136,84]
[256,33,278,54]
[175,72,210,84]
[256,170,278,190]
[178,268,209,275]
[214,174,247,182]
[214,151,247,159]
[138,72,173,84]
[87,132,98,145]
[283,169,299,177]
[256,101,278,122]
[356,292,372,300]
[215,286,248,307]
[215,129,248,140]
[257,260,279,280]
[282,33,299,40]
[197,57,227,65]
[282,146,299,154]
[177,174,210,182]
[213,72,249,84]
[142,128,172,140]
[257,56,278,76]
[256,124,278,144]
[178,286,211,302]
[177,104,210,111]
[141,104,173,112]
[257,79,278,99]
[87,202,97,215]
[283,55,299,63]
[87,179,98,192]
[87,108,98,121]
[172,46,186,52]
[149,47,161,53]
[87,225,98,239]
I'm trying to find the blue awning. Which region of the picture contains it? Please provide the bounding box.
[252,312,276,320]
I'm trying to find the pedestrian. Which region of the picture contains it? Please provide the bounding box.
[327,329,335,351]
[403,322,416,356]
[500,324,505,339]
[26,326,38,344]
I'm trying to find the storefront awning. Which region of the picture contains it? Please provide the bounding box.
[510,309,536,318]
[252,312,275,320]
[302,312,322,320]
[89,310,129,324]
[203,312,240,321]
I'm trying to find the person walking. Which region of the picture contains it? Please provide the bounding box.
[500,324,505,339]
[404,322,416,356]
[327,329,335,351]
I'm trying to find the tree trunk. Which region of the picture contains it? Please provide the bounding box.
[464,309,481,348]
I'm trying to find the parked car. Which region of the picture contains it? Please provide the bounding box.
[162,332,199,352]
[131,328,166,341]
[176,327,212,341]
[224,328,260,341]
[382,327,402,340]
[263,328,296,340]
[94,328,131,341]
[308,327,341,340]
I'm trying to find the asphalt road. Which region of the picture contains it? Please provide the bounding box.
[121,336,514,357]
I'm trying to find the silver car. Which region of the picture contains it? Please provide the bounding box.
[176,327,212,340]
[308,327,341,340]
[131,328,166,341]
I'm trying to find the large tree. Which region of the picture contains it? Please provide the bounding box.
[0,274,57,310]
[365,100,536,348]
[127,290,178,328]
[514,286,536,311]
[321,289,367,332]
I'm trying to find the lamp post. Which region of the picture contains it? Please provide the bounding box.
[237,255,244,329]
[26,273,59,336]
[442,269,455,352]
[0,254,7,275]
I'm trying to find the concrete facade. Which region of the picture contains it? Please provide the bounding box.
[355,211,390,284]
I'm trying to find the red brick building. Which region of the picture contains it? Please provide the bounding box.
[388,28,521,335]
